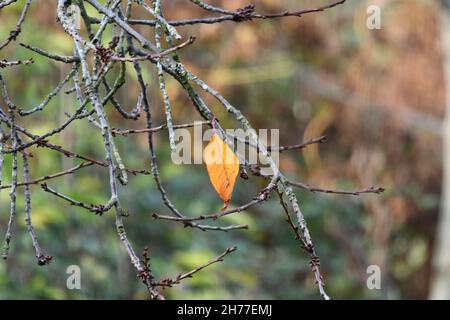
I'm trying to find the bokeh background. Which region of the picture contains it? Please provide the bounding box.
[0,0,448,299]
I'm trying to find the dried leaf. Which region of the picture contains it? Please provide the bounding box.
[203,133,239,210]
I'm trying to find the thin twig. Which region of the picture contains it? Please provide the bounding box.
[91,1,347,27]
[269,135,327,152]
[288,181,385,196]
[19,42,80,63]
[41,183,116,215]
[155,246,237,287]
[21,150,52,265]
[110,36,195,62]
[0,58,34,68]
[111,120,210,136]
[152,183,276,223]
[0,162,93,190]
[0,0,32,50]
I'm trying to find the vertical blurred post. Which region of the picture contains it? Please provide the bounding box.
[430,0,450,300]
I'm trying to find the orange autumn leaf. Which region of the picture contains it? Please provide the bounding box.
[203,133,239,211]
